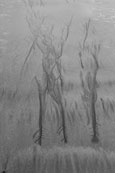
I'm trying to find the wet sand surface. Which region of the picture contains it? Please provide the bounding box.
[1,1,115,165]
[0,0,115,92]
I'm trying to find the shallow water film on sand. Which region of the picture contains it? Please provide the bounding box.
[1,0,115,172]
